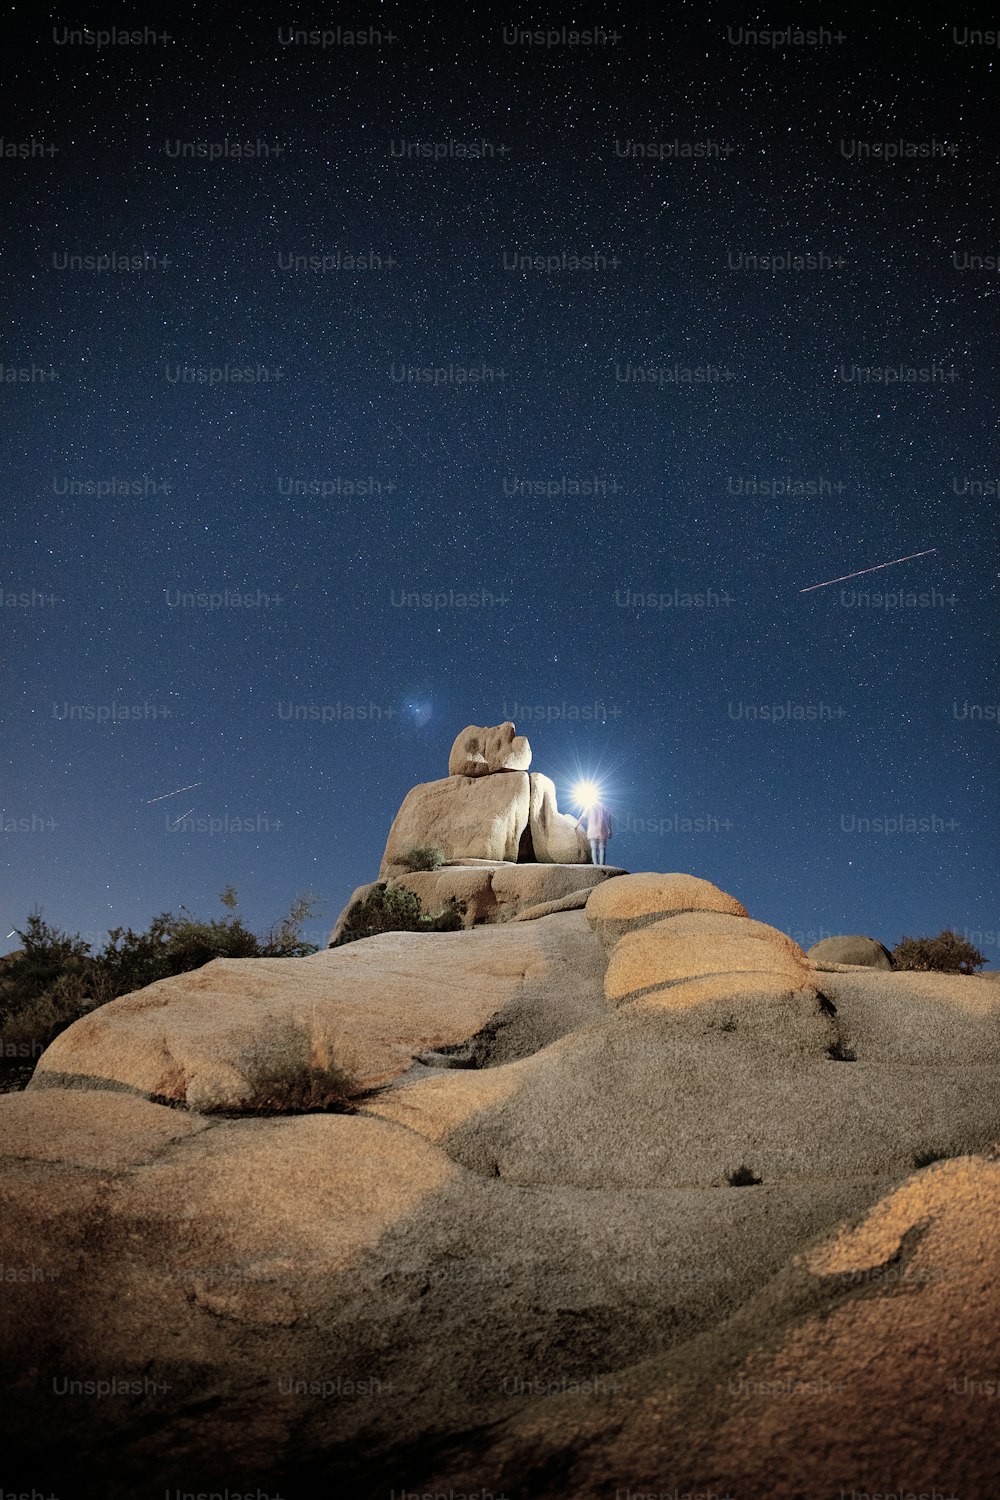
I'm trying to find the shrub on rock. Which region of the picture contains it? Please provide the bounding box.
[333,884,466,945]
[399,844,446,872]
[891,929,987,975]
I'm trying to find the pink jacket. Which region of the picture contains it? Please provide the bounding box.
[578,804,612,840]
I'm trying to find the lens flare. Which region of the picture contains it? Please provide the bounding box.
[573,779,601,810]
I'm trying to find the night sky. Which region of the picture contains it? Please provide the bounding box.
[3,10,998,959]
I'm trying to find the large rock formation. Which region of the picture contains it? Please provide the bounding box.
[381,769,531,872]
[3,867,999,1497]
[447,719,531,777]
[379,721,590,877]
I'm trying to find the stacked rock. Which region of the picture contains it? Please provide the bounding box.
[379,721,589,875]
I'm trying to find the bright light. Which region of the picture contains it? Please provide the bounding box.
[573,779,601,810]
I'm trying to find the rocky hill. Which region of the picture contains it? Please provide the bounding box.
[1,729,998,1497]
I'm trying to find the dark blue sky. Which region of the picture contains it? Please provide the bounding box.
[3,9,998,959]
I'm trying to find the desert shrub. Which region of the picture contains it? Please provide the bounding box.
[0,891,321,1066]
[337,883,424,941]
[399,844,445,872]
[0,914,93,1005]
[827,1040,857,1062]
[727,1165,762,1187]
[430,896,466,933]
[891,929,987,975]
[259,893,323,957]
[220,1020,358,1115]
[333,885,466,945]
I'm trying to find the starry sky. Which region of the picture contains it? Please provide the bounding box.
[3,8,998,959]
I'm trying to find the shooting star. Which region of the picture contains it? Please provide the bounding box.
[392,422,455,465]
[799,548,937,593]
[167,807,195,829]
[147,781,202,803]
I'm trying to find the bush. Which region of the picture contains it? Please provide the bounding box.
[333,884,466,945]
[891,929,987,975]
[399,844,445,872]
[0,891,322,1063]
[727,1165,762,1187]
[220,1019,358,1115]
[337,883,424,941]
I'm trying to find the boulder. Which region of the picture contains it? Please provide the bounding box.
[527,772,591,863]
[30,912,610,1108]
[329,862,624,943]
[806,934,894,969]
[447,721,531,777]
[604,911,810,1003]
[586,871,749,948]
[380,771,530,876]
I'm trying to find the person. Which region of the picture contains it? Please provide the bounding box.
[575,800,612,866]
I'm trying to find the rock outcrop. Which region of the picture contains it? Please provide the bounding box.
[807,933,895,968]
[379,721,589,877]
[330,861,622,942]
[381,769,531,874]
[3,865,999,1498]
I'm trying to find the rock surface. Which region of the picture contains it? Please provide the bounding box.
[30,913,610,1106]
[806,933,895,968]
[425,1154,1000,1500]
[447,720,531,777]
[3,867,1000,1498]
[0,1086,894,1499]
[527,771,590,863]
[369,970,1000,1189]
[329,860,624,942]
[380,771,531,875]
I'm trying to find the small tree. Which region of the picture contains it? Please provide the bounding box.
[891,929,987,975]
[1,912,93,1001]
[261,892,322,957]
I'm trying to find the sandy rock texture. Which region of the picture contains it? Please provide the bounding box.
[3,868,999,1497]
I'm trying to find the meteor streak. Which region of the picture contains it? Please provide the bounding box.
[799,548,937,593]
[167,807,195,829]
[147,781,202,803]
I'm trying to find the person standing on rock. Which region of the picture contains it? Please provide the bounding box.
[576,800,612,866]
